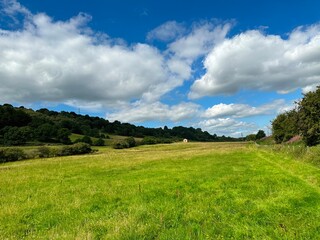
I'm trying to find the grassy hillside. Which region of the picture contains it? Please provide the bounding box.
[1,142,320,239]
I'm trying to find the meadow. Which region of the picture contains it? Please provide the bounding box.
[1,142,320,239]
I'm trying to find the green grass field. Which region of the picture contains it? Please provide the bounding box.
[1,142,320,239]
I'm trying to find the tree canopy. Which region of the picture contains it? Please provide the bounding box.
[272,86,320,146]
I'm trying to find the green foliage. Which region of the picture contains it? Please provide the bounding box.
[74,135,93,145]
[272,109,300,143]
[298,86,320,146]
[245,134,256,141]
[93,138,105,146]
[1,126,32,146]
[0,148,26,163]
[57,143,93,156]
[140,136,174,145]
[255,129,266,140]
[0,143,93,163]
[112,137,137,149]
[125,137,136,148]
[57,128,72,144]
[35,123,57,142]
[272,86,320,146]
[37,146,51,158]
[141,136,158,145]
[112,141,127,149]
[0,104,31,129]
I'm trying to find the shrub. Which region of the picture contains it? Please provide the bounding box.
[141,136,158,145]
[125,137,136,148]
[72,143,92,154]
[100,134,110,139]
[93,138,105,146]
[112,140,129,149]
[38,146,51,158]
[74,136,92,145]
[57,143,93,156]
[0,148,26,163]
[112,137,137,149]
[112,141,124,149]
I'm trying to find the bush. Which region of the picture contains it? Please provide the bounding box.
[125,137,136,148]
[57,143,93,156]
[100,134,110,139]
[72,143,93,154]
[112,137,137,149]
[0,148,26,163]
[93,138,105,146]
[74,135,93,145]
[141,136,158,145]
[112,141,124,149]
[38,146,51,158]
[112,140,129,149]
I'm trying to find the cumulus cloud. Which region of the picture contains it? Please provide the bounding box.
[196,118,257,137]
[107,101,200,123]
[190,25,320,98]
[168,21,232,61]
[146,21,186,42]
[203,99,286,118]
[302,83,319,93]
[0,1,186,107]
[1,0,31,23]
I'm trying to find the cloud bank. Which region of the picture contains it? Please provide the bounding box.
[190,26,320,98]
[0,11,180,106]
[203,99,286,118]
[107,101,200,123]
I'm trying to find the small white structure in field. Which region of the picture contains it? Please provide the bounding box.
[183,138,188,143]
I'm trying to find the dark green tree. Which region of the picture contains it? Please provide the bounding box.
[255,130,266,140]
[125,137,136,148]
[35,123,57,142]
[57,128,72,144]
[1,127,31,145]
[245,134,256,141]
[272,109,299,143]
[298,86,320,146]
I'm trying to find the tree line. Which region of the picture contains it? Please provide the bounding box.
[0,103,240,146]
[272,86,320,146]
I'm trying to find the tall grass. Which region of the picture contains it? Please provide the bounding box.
[257,143,320,167]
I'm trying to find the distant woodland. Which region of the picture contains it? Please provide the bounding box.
[0,104,239,146]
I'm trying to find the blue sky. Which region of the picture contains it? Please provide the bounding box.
[1,0,320,137]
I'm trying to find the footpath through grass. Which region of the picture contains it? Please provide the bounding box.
[1,142,320,239]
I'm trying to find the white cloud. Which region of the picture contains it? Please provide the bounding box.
[107,101,200,123]
[302,83,319,93]
[0,3,185,107]
[196,118,257,137]
[1,0,31,22]
[189,25,320,98]
[203,99,286,118]
[146,21,186,42]
[168,21,232,61]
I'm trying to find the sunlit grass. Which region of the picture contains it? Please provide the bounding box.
[1,142,320,239]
